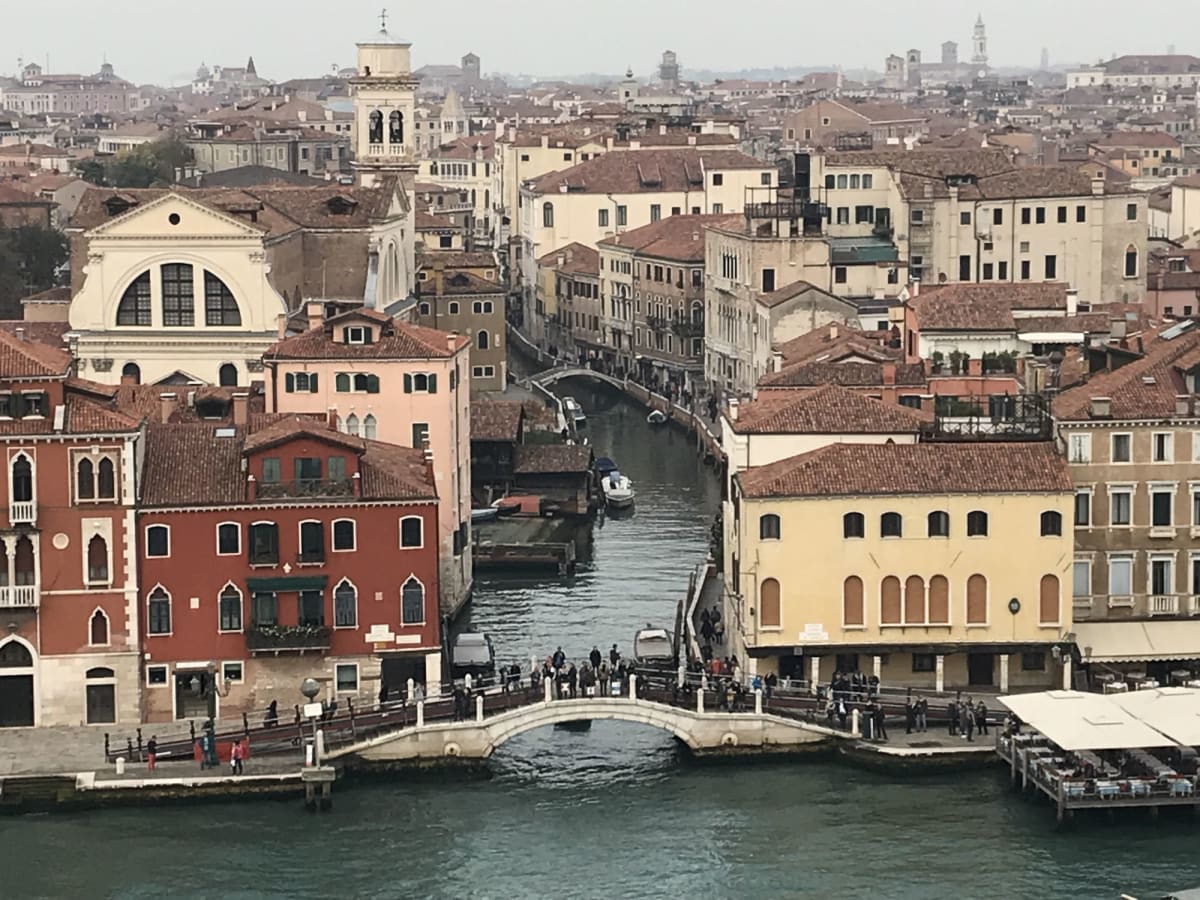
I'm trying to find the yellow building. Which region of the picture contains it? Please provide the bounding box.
[729,441,1075,692]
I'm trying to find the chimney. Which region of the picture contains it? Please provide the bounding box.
[447,331,459,352]
[14,327,24,341]
[828,323,839,340]
[1089,396,1112,419]
[305,300,324,331]
[232,392,249,426]
[772,351,783,372]
[327,407,339,429]
[1109,317,1127,340]
[423,446,435,485]
[159,392,178,424]
[967,357,982,376]
[910,280,920,298]
[1176,395,1192,417]
[351,471,362,497]
[728,398,739,421]
[276,312,288,339]
[1066,288,1078,317]
[659,124,667,135]
[246,474,257,502]
[882,362,897,385]
[1091,176,1105,196]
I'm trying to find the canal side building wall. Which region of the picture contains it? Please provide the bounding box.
[728,441,1074,692]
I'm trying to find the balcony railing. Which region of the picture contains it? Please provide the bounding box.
[0,584,38,608]
[9,501,35,525]
[296,551,326,566]
[673,319,704,338]
[1073,594,1200,620]
[257,478,354,501]
[245,625,332,653]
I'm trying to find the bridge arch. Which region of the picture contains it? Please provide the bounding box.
[529,368,626,391]
[481,700,702,755]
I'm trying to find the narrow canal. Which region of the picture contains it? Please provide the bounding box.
[5,385,1200,899]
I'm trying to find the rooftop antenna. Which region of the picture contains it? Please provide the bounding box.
[379,7,388,31]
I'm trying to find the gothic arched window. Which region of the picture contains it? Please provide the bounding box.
[369,110,383,144]
[389,110,403,144]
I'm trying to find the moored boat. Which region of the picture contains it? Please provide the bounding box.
[602,470,635,509]
[563,396,587,428]
[646,409,668,426]
[471,508,499,523]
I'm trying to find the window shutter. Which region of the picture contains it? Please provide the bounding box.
[336,373,350,393]
[428,373,438,394]
[367,375,381,394]
[363,329,373,344]
[341,327,350,342]
[403,373,412,393]
[309,373,319,393]
[285,373,295,393]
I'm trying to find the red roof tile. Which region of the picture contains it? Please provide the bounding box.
[266,312,467,360]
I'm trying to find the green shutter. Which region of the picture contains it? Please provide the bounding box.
[428,373,437,394]
[335,373,350,393]
[403,373,412,393]
[367,374,381,394]
[309,373,319,393]
[285,372,295,393]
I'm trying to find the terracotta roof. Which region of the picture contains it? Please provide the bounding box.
[597,214,736,262]
[537,242,599,275]
[416,249,498,271]
[141,419,435,508]
[0,183,52,205]
[738,442,1072,499]
[0,327,71,379]
[824,148,1013,179]
[265,313,467,361]
[760,360,927,389]
[422,270,504,296]
[1052,327,1200,421]
[514,443,593,474]
[731,384,929,434]
[66,396,143,432]
[470,400,524,442]
[757,280,828,309]
[528,148,767,195]
[774,322,899,368]
[1086,131,1181,148]
[913,283,1069,332]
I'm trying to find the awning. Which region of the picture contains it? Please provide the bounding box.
[997,691,1171,751]
[1110,689,1200,746]
[1076,621,1200,664]
[245,575,328,593]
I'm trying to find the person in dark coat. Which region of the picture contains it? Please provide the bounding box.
[874,704,888,742]
[976,700,989,736]
[905,696,916,734]
[589,646,602,669]
[948,701,959,736]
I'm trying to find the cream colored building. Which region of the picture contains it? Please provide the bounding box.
[1167,175,1200,243]
[729,441,1074,691]
[520,148,773,345]
[810,148,1148,304]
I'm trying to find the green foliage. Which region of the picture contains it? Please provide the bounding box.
[83,135,194,188]
[0,224,68,318]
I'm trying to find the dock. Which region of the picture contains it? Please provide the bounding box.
[473,540,576,574]
[997,688,1200,823]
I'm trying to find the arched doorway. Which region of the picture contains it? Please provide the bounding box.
[0,638,35,727]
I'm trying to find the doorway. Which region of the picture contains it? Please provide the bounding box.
[0,639,35,727]
[968,653,995,686]
[175,670,214,720]
[85,668,116,724]
[382,656,424,696]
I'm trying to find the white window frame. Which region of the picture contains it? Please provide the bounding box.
[145,523,171,558]
[221,661,245,684]
[1148,554,1175,597]
[1149,482,1177,530]
[216,521,241,557]
[1067,432,1092,464]
[332,518,357,552]
[73,449,120,504]
[84,530,113,588]
[87,606,110,647]
[345,326,367,344]
[1152,431,1174,463]
[146,583,172,637]
[1108,485,1133,527]
[400,575,427,626]
[399,515,424,550]
[145,663,169,688]
[1111,432,1133,464]
[1192,431,1200,462]
[1072,558,1091,599]
[297,519,324,564]
[333,578,359,629]
[1074,487,1093,528]
[217,582,244,634]
[1107,554,1135,599]
[335,662,360,693]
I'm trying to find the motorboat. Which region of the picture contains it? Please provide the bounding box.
[470,508,498,524]
[490,497,523,517]
[594,456,619,477]
[563,396,587,428]
[634,626,677,674]
[602,470,635,509]
[646,409,668,426]
[450,632,496,685]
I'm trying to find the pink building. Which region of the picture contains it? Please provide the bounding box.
[262,305,472,614]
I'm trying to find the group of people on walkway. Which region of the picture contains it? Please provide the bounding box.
[904,695,930,734]
[948,696,990,742]
[526,644,645,700]
[698,606,724,658]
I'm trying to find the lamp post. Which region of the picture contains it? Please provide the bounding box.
[300,677,321,766]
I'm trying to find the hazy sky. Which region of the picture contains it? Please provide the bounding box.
[3,0,1197,86]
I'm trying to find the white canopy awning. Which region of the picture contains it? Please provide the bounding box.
[1109,688,1200,747]
[1075,621,1200,663]
[998,690,1172,751]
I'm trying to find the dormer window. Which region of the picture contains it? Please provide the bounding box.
[103,195,133,216]
[343,326,371,344]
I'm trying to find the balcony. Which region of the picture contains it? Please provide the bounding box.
[673,318,704,338]
[1074,593,1198,621]
[245,625,332,654]
[0,585,38,609]
[9,502,35,526]
[256,478,354,501]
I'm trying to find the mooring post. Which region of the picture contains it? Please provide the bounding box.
[696,688,704,714]
[754,688,763,715]
[416,700,425,728]
[544,674,553,703]
[476,694,484,723]
[629,673,638,700]
[851,708,861,737]
[677,663,686,688]
[406,677,415,702]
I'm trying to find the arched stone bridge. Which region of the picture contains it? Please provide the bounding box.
[324,685,836,766]
[528,367,627,391]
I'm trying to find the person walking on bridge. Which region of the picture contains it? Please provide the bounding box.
[552,647,566,671]
[590,645,602,670]
[610,644,621,667]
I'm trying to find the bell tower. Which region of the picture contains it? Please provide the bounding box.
[971,14,988,68]
[351,9,419,189]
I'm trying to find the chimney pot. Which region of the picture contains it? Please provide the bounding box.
[728,398,739,421]
[1176,394,1191,417]
[159,392,178,424]
[828,324,839,340]
[1089,396,1112,419]
[1066,288,1079,317]
[882,362,897,385]
[232,391,249,426]
[276,312,288,339]
[305,300,324,332]
[14,327,24,341]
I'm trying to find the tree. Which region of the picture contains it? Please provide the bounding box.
[0,224,68,318]
[88,135,194,188]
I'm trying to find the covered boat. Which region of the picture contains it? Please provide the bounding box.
[602,470,635,509]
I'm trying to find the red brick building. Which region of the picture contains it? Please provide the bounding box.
[136,412,441,723]
[0,330,141,728]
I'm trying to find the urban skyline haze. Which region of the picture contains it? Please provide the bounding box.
[3,0,1198,87]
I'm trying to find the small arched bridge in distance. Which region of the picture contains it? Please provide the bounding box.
[527,367,627,392]
[322,680,837,767]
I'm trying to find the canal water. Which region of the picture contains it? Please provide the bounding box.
[5,386,1200,899]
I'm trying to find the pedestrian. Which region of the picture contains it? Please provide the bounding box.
[599,661,610,696]
[948,700,959,736]
[977,700,989,736]
[916,697,928,733]
[567,663,578,699]
[552,646,566,671]
[590,645,602,669]
[764,672,777,702]
[905,695,915,735]
[609,644,620,666]
[146,735,158,773]
[874,704,888,742]
[962,701,975,742]
[263,700,279,728]
[837,700,849,730]
[231,738,245,775]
